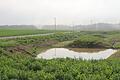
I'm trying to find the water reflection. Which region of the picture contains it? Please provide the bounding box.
[36,48,117,60]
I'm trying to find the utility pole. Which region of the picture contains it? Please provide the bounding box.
[54,17,57,31]
[73,23,74,33]
[54,17,56,58]
[91,20,93,31]
[95,22,97,31]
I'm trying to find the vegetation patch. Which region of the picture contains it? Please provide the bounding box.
[0,31,120,79]
[68,35,110,48]
[0,52,120,80]
[0,29,62,37]
[53,41,74,47]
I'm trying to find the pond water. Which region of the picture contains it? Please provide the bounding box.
[36,48,117,60]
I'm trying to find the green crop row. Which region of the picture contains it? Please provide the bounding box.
[0,51,120,80]
[0,29,64,37]
[0,31,120,80]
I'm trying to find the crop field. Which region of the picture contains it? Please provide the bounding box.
[0,30,120,80]
[0,29,61,37]
[1,0,120,79]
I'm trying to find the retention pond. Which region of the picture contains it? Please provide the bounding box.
[36,48,117,60]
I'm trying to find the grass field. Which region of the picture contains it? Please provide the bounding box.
[0,30,120,80]
[0,29,59,37]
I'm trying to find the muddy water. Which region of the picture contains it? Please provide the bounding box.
[36,48,117,60]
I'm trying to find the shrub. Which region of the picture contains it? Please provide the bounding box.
[68,35,110,48]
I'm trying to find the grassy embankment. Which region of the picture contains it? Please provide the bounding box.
[0,32,80,55]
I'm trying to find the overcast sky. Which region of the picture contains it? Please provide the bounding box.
[0,0,120,25]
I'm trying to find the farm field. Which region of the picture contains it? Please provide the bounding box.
[0,29,63,37]
[0,30,120,80]
[1,0,120,79]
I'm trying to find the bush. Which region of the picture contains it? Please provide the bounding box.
[68,35,110,48]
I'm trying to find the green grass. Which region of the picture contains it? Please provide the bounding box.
[0,52,120,80]
[53,41,74,47]
[68,35,111,48]
[0,32,82,47]
[0,31,120,50]
[0,29,57,37]
[0,31,120,80]
[0,40,17,47]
